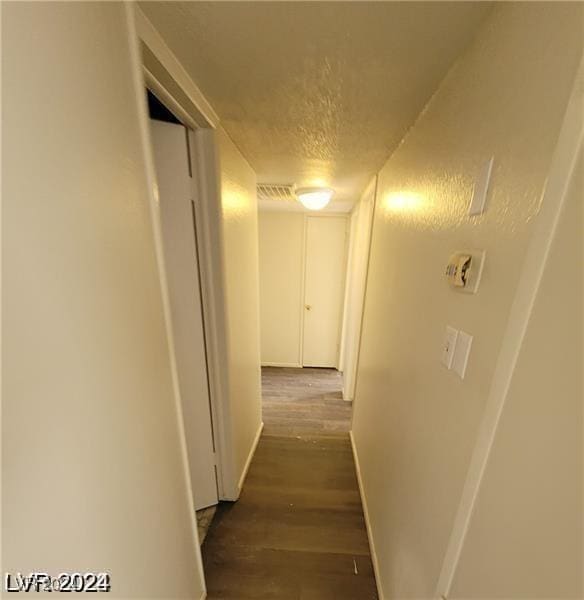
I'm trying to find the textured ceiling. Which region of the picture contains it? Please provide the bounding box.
[140,2,492,211]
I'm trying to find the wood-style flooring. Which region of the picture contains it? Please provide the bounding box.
[262,367,352,436]
[202,367,377,599]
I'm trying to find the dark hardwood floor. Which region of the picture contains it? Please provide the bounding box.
[202,367,378,599]
[262,367,352,436]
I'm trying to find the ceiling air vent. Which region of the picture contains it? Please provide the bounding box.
[257,183,296,203]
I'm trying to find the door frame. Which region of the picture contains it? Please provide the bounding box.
[129,6,238,507]
[339,177,378,402]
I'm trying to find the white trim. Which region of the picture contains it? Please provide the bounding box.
[261,362,303,368]
[346,176,378,409]
[135,6,219,128]
[349,177,378,429]
[190,129,237,501]
[298,214,308,366]
[342,386,352,402]
[237,422,264,494]
[350,431,385,600]
[124,4,207,595]
[144,66,199,132]
[336,217,351,371]
[436,57,584,598]
[339,207,358,378]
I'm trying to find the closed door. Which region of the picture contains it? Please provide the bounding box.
[302,216,348,367]
[150,119,218,510]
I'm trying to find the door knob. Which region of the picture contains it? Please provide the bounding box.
[305,304,312,311]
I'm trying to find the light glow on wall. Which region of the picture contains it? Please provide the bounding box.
[382,191,424,213]
[222,189,248,216]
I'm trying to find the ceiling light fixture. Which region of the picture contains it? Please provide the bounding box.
[295,187,334,211]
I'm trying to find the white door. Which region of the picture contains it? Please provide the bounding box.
[150,120,218,510]
[302,216,348,367]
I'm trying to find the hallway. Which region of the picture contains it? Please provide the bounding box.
[202,368,377,599]
[5,3,583,599]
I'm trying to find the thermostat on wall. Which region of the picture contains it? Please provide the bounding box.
[445,250,485,294]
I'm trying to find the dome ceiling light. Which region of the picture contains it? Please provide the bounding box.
[295,187,334,211]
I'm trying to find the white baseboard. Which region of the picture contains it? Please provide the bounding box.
[237,421,264,493]
[261,362,302,368]
[350,430,385,600]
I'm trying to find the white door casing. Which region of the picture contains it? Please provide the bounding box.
[341,179,377,401]
[302,216,348,368]
[150,119,218,510]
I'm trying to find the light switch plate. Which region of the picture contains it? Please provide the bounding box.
[452,331,473,379]
[442,326,458,369]
[468,157,494,216]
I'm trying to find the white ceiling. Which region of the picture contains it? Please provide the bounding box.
[141,2,492,212]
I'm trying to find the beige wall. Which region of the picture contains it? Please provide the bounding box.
[450,144,583,599]
[351,3,583,598]
[2,3,204,597]
[217,127,263,487]
[258,211,305,367]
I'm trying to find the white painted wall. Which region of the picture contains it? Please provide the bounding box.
[258,212,305,367]
[340,178,376,401]
[217,127,263,492]
[450,141,583,599]
[350,3,584,598]
[3,3,204,597]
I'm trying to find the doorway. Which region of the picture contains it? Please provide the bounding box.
[147,90,218,537]
[257,210,351,436]
[258,212,349,369]
[302,215,348,367]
